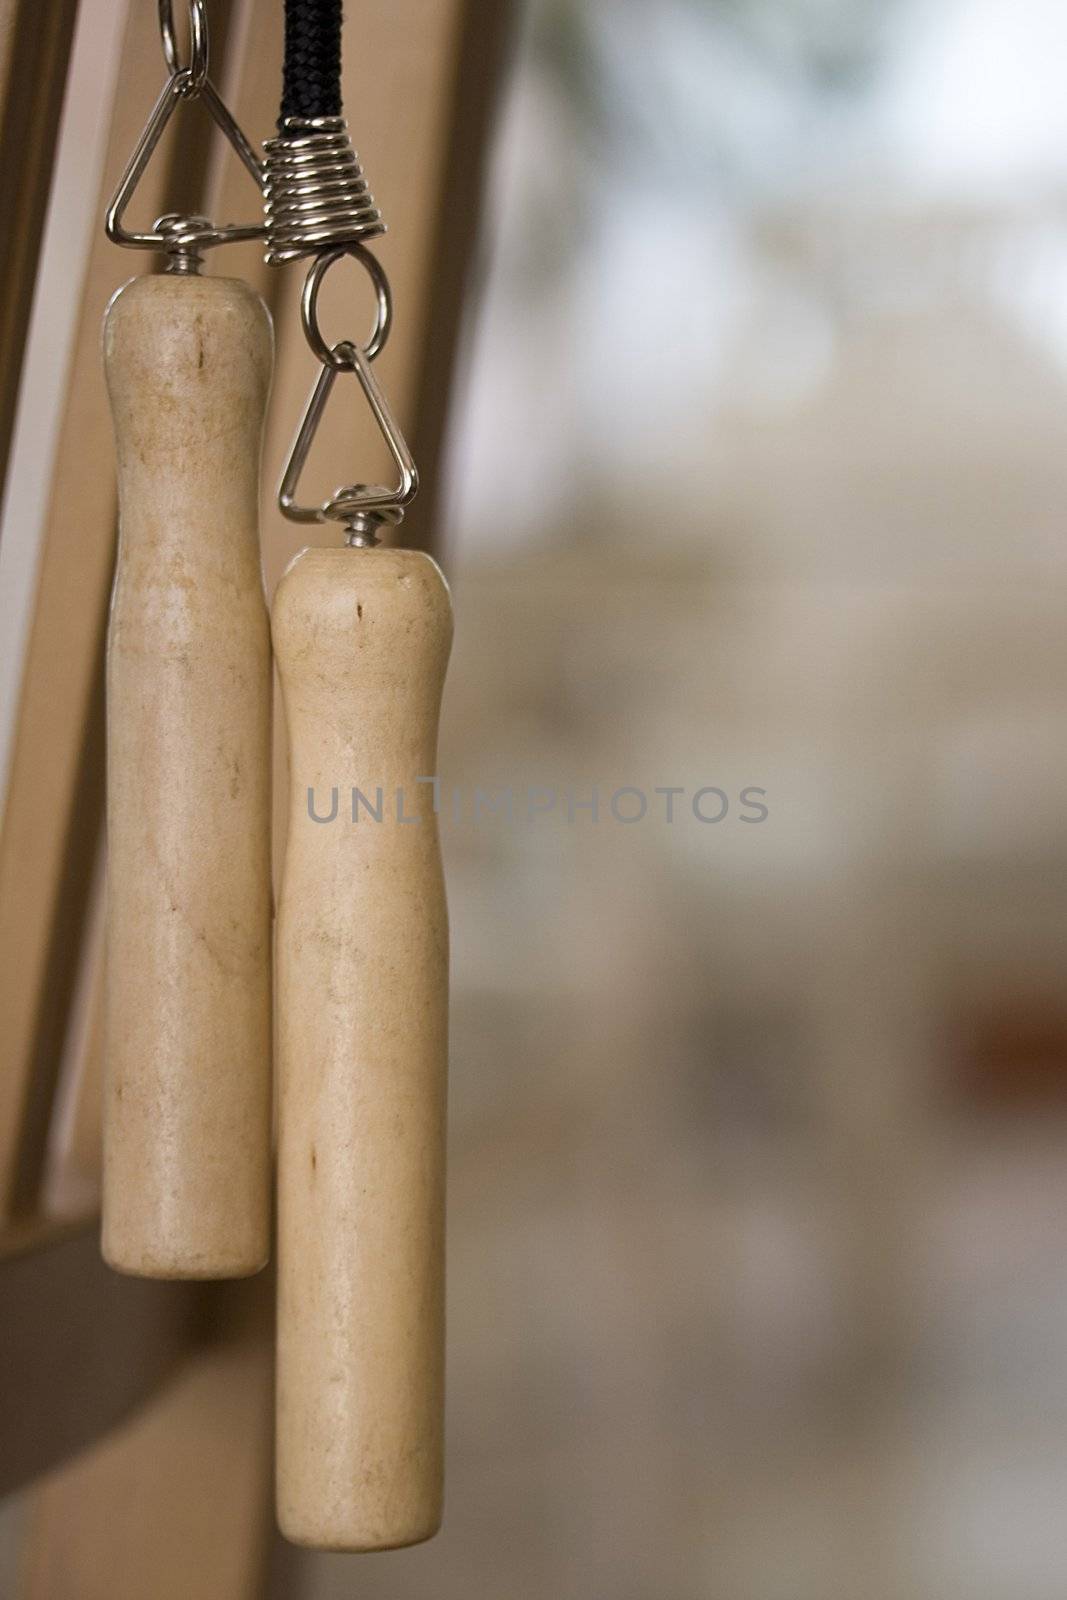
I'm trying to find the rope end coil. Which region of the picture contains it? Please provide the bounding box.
[262,116,385,265]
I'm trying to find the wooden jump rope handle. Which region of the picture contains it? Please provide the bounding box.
[102,274,274,1279]
[272,546,453,1549]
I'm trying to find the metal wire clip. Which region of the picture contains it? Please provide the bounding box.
[277,246,417,547]
[264,7,418,543]
[106,0,265,272]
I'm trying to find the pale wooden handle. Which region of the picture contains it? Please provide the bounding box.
[272,546,452,1550]
[102,273,274,1279]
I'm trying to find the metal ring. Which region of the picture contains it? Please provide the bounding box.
[301,244,392,369]
[159,0,208,95]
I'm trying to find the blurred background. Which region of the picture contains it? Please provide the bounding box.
[399,2,1067,1596]
[4,0,1067,1595]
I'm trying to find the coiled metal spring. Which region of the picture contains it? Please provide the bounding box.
[262,115,384,264]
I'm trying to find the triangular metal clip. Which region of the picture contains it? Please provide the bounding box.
[279,340,419,538]
[106,72,265,256]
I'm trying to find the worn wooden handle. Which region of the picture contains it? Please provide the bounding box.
[272,546,452,1550]
[102,273,274,1279]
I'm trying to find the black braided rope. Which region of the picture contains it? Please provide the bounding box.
[280,0,343,127]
